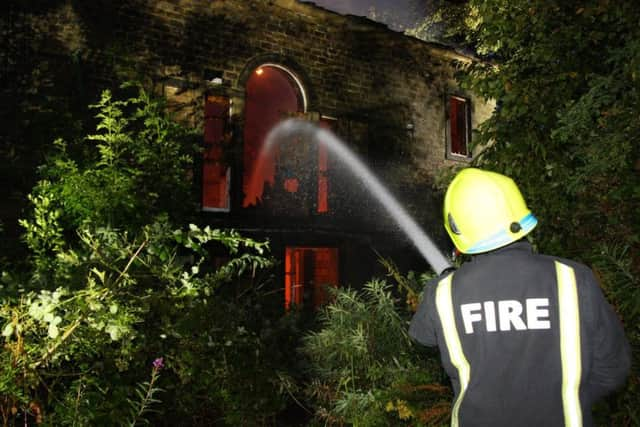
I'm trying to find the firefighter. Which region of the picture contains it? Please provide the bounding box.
[409,168,631,427]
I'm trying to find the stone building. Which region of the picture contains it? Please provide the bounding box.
[2,0,493,310]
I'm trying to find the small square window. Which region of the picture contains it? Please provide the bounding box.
[284,247,339,310]
[447,95,472,160]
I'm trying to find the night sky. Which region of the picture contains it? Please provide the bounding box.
[301,0,426,31]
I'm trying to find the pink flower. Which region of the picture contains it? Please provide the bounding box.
[152,357,164,370]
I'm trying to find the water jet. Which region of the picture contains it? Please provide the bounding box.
[263,118,452,275]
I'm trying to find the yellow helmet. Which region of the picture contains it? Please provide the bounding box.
[444,168,537,254]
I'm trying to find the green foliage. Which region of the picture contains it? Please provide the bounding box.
[1,218,274,425]
[1,85,300,426]
[303,280,450,426]
[589,244,640,424]
[18,187,66,281]
[164,279,304,426]
[127,359,164,426]
[376,254,437,312]
[21,84,199,248]
[424,0,640,423]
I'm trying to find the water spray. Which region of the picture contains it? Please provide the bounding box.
[264,118,453,275]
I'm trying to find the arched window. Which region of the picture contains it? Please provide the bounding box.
[242,64,306,207]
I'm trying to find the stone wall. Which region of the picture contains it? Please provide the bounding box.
[2,0,494,274]
[11,0,493,182]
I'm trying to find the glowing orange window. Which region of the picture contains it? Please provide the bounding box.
[202,95,230,211]
[317,117,336,214]
[243,65,305,208]
[284,247,339,310]
[243,65,332,214]
[449,96,470,157]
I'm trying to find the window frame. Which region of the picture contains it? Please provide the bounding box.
[445,94,473,161]
[284,246,339,310]
[202,94,232,212]
[241,63,308,209]
[317,115,337,214]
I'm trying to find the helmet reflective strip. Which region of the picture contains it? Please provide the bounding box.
[466,213,538,254]
[555,261,583,427]
[435,274,470,427]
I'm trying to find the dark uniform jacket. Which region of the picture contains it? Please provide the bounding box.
[409,241,631,427]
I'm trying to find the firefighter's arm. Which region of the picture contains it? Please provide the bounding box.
[409,280,439,347]
[585,272,631,401]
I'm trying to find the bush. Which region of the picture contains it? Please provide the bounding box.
[302,279,450,427]
[0,84,299,426]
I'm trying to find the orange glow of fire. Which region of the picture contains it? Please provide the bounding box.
[284,247,339,310]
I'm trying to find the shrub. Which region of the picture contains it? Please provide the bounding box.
[1,84,298,426]
[302,279,450,427]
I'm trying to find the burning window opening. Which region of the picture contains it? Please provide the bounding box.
[449,95,471,158]
[202,95,231,211]
[242,65,332,214]
[317,116,336,214]
[284,247,339,310]
[243,65,306,208]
